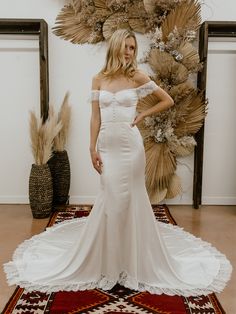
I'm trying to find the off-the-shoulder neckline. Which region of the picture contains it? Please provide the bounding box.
[92,80,154,95]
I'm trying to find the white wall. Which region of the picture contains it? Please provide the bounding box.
[202,39,236,204]
[0,0,235,205]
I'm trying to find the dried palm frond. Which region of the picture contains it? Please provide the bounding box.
[161,0,201,42]
[150,188,167,204]
[169,81,195,103]
[29,111,62,165]
[171,143,194,156]
[175,91,207,137]
[106,0,134,11]
[129,17,149,34]
[148,49,174,74]
[53,4,104,44]
[71,0,82,14]
[128,1,153,33]
[145,141,176,194]
[165,173,182,198]
[143,0,156,13]
[148,49,189,85]
[54,92,72,152]
[178,41,201,72]
[53,6,91,44]
[168,135,196,156]
[94,0,107,10]
[137,94,158,113]
[136,94,160,141]
[102,12,130,40]
[144,0,181,14]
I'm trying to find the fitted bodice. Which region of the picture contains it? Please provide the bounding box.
[91,81,159,124]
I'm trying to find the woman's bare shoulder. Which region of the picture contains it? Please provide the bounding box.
[133,69,151,85]
[92,73,103,90]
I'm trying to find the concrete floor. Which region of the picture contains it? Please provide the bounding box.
[0,204,235,313]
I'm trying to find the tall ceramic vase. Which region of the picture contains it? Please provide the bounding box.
[47,150,70,206]
[29,164,53,218]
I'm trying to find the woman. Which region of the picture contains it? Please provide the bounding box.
[4,29,232,296]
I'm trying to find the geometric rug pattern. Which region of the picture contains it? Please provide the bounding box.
[2,204,226,314]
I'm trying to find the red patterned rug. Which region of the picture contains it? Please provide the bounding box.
[3,205,225,314]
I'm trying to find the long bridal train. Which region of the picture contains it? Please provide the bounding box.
[4,81,232,296]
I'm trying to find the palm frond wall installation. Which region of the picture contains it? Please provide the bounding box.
[53,0,207,202]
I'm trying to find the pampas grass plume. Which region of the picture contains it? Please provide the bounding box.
[29,110,62,165]
[54,92,71,152]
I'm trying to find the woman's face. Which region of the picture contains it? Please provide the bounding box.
[124,36,136,64]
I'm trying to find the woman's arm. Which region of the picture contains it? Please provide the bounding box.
[90,75,103,174]
[132,71,174,126]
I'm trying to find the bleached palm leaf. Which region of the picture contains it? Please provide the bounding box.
[175,92,207,137]
[102,13,130,40]
[148,49,188,85]
[150,188,167,204]
[168,138,196,156]
[165,174,182,198]
[143,0,156,13]
[161,0,201,42]
[148,49,174,74]
[94,0,107,10]
[128,1,153,33]
[178,41,201,72]
[144,0,180,14]
[137,94,158,113]
[129,17,148,34]
[145,141,176,194]
[53,5,101,44]
[136,94,160,140]
[71,0,82,14]
[169,81,195,103]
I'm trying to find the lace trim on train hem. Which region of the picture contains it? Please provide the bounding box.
[3,218,232,297]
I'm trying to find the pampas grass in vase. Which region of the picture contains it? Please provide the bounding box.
[47,92,72,207]
[29,109,62,218]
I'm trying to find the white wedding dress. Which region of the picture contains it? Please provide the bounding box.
[4,81,232,296]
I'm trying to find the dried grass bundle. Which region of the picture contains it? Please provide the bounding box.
[161,0,201,42]
[54,92,72,152]
[29,110,62,166]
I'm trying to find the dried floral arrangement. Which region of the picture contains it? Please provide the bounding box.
[53,92,72,152]
[53,0,207,201]
[29,108,62,165]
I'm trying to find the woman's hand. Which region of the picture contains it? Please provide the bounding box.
[131,113,145,127]
[90,150,103,174]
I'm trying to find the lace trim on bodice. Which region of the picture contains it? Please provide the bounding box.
[90,80,159,102]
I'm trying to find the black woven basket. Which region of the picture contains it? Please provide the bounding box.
[29,164,53,218]
[47,150,70,205]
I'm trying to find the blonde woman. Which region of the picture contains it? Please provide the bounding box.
[4,29,232,296]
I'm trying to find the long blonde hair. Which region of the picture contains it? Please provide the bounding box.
[99,29,138,79]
